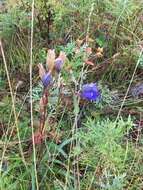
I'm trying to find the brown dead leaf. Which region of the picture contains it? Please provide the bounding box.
[85,47,92,55]
[97,47,103,53]
[48,130,62,144]
[96,52,103,58]
[85,60,94,66]
[86,35,94,43]
[76,39,83,47]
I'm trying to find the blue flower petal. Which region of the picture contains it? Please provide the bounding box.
[81,83,100,101]
[42,73,52,87]
[55,58,64,72]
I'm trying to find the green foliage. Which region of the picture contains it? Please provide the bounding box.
[0,155,30,190]
[0,96,13,124]
[96,83,113,109]
[100,172,126,190]
[75,117,135,188]
[78,117,133,167]
[0,7,31,40]
[0,77,6,89]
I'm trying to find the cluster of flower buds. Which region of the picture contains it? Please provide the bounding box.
[38,50,66,88]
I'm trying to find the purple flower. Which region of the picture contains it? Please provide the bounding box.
[41,72,52,88]
[55,58,64,72]
[80,83,100,101]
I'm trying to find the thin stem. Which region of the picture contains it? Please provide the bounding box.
[0,40,27,172]
[29,0,39,189]
[116,48,143,121]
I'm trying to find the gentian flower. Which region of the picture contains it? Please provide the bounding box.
[54,52,66,73]
[42,72,52,88]
[38,63,52,88]
[80,83,100,101]
[38,50,66,88]
[55,58,64,72]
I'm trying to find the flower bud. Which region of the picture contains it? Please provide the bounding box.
[42,72,52,88]
[55,58,64,72]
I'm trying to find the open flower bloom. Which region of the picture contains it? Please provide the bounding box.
[80,83,100,101]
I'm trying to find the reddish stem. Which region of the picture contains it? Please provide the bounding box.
[34,88,49,144]
[39,88,49,134]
